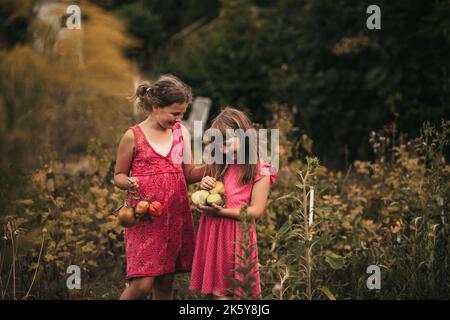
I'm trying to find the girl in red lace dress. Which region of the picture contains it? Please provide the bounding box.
[114,75,205,300]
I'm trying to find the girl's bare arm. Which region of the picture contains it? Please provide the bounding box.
[114,129,137,190]
[180,123,207,184]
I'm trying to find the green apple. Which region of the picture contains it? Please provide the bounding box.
[191,190,210,205]
[206,193,223,206]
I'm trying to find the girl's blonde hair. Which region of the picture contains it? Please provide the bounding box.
[206,107,258,185]
[134,74,192,112]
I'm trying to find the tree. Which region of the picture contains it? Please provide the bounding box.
[158,0,450,168]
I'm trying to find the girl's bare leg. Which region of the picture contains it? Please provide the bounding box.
[152,273,175,300]
[119,276,155,300]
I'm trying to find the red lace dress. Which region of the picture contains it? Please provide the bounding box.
[124,123,195,279]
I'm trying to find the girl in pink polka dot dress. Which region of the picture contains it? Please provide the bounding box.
[189,107,277,299]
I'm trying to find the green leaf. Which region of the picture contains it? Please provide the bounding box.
[324,251,345,270]
[295,183,305,189]
[318,287,336,300]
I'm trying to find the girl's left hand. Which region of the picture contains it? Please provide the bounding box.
[196,203,222,216]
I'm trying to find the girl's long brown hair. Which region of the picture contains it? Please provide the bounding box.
[206,107,258,185]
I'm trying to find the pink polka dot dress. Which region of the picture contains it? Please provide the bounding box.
[189,161,277,298]
[124,123,195,279]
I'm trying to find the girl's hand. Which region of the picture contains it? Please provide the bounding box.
[200,176,216,190]
[127,177,139,192]
[196,203,222,216]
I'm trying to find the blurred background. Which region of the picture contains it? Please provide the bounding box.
[0,0,448,300]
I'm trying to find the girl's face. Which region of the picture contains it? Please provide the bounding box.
[153,103,188,129]
[221,133,240,161]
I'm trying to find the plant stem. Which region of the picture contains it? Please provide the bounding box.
[0,235,5,300]
[301,168,313,300]
[23,233,46,300]
[11,226,16,300]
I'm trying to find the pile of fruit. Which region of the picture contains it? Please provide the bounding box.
[117,200,162,228]
[191,181,225,206]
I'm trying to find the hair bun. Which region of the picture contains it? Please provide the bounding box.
[134,75,192,112]
[136,81,152,98]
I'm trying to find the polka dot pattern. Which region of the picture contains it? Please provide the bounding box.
[189,161,277,298]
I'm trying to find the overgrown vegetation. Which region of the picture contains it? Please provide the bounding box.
[0,0,448,300]
[1,116,448,299]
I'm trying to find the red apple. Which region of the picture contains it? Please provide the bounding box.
[135,200,150,217]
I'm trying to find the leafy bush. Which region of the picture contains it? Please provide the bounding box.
[0,115,448,299]
[258,119,449,299]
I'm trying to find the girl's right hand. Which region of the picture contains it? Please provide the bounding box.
[127,177,139,192]
[200,176,216,190]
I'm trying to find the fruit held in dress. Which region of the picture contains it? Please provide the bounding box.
[210,181,225,195]
[206,193,223,206]
[117,199,164,227]
[148,201,163,217]
[191,190,211,205]
[191,181,225,206]
[135,200,150,217]
[118,205,137,227]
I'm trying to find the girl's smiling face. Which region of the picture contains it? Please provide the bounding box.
[153,103,188,129]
